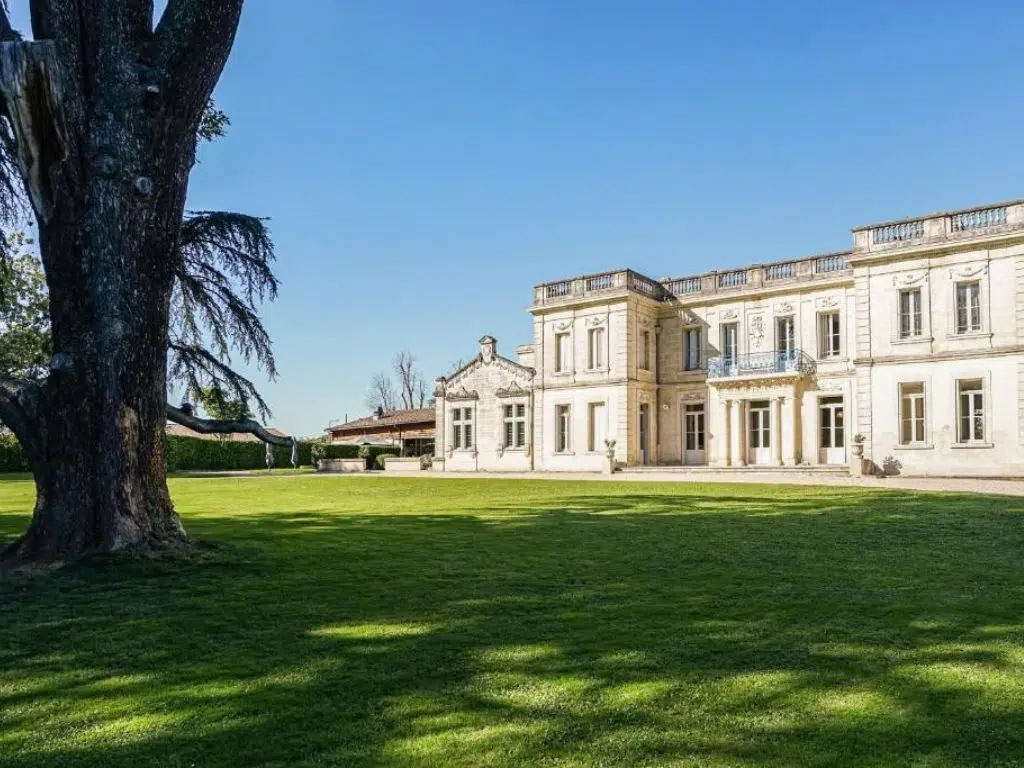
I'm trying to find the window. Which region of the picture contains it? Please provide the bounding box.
[955,281,981,334]
[587,327,605,370]
[776,316,795,359]
[722,323,738,364]
[556,405,571,453]
[898,288,922,339]
[683,328,702,371]
[819,312,841,358]
[899,383,926,445]
[957,379,985,444]
[452,407,473,450]
[503,403,527,449]
[587,402,606,452]
[639,330,651,370]
[684,404,705,451]
[555,332,571,373]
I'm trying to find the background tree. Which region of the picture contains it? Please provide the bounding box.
[393,350,427,409]
[0,2,286,565]
[365,372,397,414]
[0,231,48,379]
[192,385,252,422]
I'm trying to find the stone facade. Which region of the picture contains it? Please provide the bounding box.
[435,199,1024,477]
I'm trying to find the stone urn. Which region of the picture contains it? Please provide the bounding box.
[603,438,617,475]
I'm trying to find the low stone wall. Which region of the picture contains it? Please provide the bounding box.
[383,457,425,473]
[317,458,366,473]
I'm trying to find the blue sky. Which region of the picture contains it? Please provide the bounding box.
[14,1,1024,436]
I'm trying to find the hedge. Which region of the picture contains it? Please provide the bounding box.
[166,435,316,472]
[310,443,361,462]
[0,434,317,474]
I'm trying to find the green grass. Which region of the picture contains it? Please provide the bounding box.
[1,476,1023,767]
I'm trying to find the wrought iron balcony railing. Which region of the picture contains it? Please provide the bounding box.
[707,350,815,379]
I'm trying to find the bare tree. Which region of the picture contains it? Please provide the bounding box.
[365,372,397,414]
[415,373,428,408]
[393,350,418,410]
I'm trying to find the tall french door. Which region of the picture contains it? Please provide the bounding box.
[819,396,846,465]
[683,403,706,465]
[747,400,771,465]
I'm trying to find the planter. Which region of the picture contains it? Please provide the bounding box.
[383,457,425,473]
[317,458,366,473]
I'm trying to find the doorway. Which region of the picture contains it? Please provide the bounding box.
[819,396,846,465]
[683,403,706,465]
[747,400,771,465]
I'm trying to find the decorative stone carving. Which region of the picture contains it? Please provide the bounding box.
[447,387,479,401]
[721,309,738,321]
[774,302,794,316]
[479,335,497,364]
[950,263,987,279]
[816,296,839,309]
[893,272,926,287]
[817,380,845,392]
[554,320,573,331]
[749,314,766,351]
[638,316,655,329]
[680,390,705,402]
[585,315,606,327]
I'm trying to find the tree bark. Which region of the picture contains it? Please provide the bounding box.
[0,1,247,565]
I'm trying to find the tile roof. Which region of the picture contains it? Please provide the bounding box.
[325,407,435,434]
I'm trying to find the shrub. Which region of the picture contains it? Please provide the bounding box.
[311,443,361,464]
[358,445,400,470]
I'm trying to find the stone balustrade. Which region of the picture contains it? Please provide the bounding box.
[533,253,852,307]
[854,201,1024,254]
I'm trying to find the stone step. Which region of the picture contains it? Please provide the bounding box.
[622,465,849,475]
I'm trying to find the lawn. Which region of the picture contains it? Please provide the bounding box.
[0,476,1023,767]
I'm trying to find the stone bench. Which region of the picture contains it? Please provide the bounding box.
[317,458,366,473]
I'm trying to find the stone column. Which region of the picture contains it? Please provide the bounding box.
[771,396,783,466]
[782,395,797,466]
[733,399,747,466]
[717,399,732,467]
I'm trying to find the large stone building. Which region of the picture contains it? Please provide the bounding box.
[434,199,1024,476]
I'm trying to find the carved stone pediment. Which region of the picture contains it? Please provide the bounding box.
[447,387,479,402]
[815,296,840,310]
[554,320,573,332]
[721,309,739,321]
[773,302,794,316]
[679,308,702,326]
[585,315,606,327]
[496,381,531,398]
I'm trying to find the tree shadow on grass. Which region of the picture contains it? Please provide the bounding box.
[0,485,1022,765]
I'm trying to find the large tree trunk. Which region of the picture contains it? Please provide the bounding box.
[0,2,245,565]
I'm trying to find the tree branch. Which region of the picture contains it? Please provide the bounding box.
[165,402,291,447]
[0,376,42,462]
[154,0,243,119]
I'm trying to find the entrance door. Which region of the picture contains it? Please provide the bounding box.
[683,404,706,465]
[819,396,846,465]
[747,400,771,465]
[639,404,650,465]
